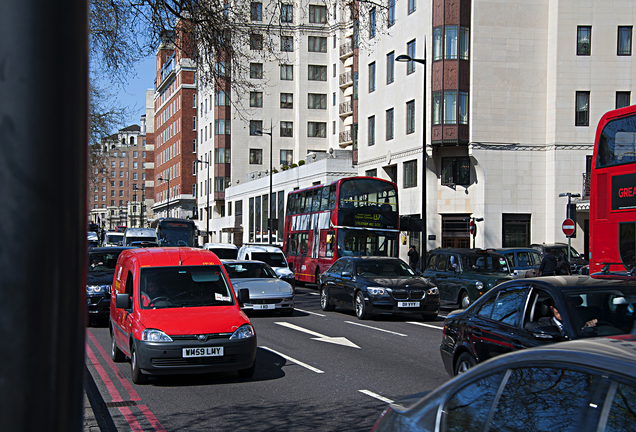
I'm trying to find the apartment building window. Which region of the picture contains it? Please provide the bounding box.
[133,162,138,169]
[111,190,115,197]
[445,26,458,59]
[250,34,263,50]
[386,108,394,140]
[442,157,470,185]
[365,169,377,177]
[215,177,230,192]
[249,149,263,164]
[407,40,416,74]
[404,160,417,188]
[281,64,293,80]
[369,62,376,92]
[111,161,115,168]
[309,5,327,24]
[281,35,293,52]
[119,181,124,187]
[250,120,263,136]
[333,63,336,77]
[308,93,327,109]
[444,92,457,124]
[308,122,327,138]
[618,26,633,56]
[459,92,468,124]
[616,92,631,109]
[408,0,416,14]
[308,36,327,52]
[215,148,231,163]
[388,0,395,27]
[133,151,138,158]
[406,100,415,134]
[133,173,138,180]
[577,26,591,56]
[119,171,124,178]
[368,116,375,146]
[215,61,228,77]
[308,65,327,81]
[281,4,293,22]
[281,149,293,165]
[250,2,262,21]
[369,8,376,39]
[333,92,336,106]
[111,181,115,187]
[192,116,197,130]
[280,122,293,137]
[250,63,263,79]
[575,91,590,126]
[387,52,395,84]
[250,92,263,107]
[280,93,293,109]
[332,120,336,135]
[433,27,442,60]
[460,27,470,60]
[215,119,231,134]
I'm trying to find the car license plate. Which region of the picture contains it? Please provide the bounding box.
[253,304,275,310]
[182,347,223,358]
[398,301,420,308]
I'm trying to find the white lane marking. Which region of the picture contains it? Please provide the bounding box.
[261,346,324,374]
[407,321,444,330]
[359,390,394,404]
[275,322,361,348]
[294,308,326,317]
[344,321,408,336]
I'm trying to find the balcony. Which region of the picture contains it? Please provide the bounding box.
[339,40,353,59]
[339,129,352,146]
[339,70,353,88]
[339,100,353,117]
[159,53,175,85]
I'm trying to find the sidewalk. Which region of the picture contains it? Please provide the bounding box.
[84,365,117,431]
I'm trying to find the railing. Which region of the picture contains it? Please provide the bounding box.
[160,53,175,83]
[582,172,590,198]
[339,40,353,58]
[339,100,353,116]
[339,129,352,144]
[339,70,353,87]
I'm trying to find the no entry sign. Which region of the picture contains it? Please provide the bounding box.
[562,218,575,237]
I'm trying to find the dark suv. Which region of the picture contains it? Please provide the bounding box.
[422,249,514,308]
[530,243,588,274]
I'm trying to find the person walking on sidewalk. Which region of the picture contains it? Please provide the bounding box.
[408,245,420,271]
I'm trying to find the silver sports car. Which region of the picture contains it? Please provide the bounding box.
[222,260,295,316]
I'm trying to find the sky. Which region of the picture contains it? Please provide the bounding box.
[113,54,157,127]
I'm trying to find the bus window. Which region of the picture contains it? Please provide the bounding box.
[320,186,330,210]
[326,232,334,257]
[328,185,337,210]
[290,233,298,255]
[311,189,321,212]
[305,191,313,213]
[299,233,309,256]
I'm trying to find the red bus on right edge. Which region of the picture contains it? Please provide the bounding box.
[590,104,636,274]
[282,176,400,286]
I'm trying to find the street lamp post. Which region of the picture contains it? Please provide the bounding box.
[559,192,581,262]
[396,42,427,269]
[196,158,210,243]
[255,122,274,244]
[157,176,170,217]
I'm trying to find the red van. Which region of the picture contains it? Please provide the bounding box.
[109,247,256,384]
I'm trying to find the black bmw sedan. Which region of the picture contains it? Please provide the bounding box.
[319,257,440,320]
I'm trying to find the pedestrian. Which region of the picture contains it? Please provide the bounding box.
[556,253,571,275]
[408,245,419,271]
[538,251,558,276]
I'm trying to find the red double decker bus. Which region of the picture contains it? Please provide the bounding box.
[282,177,399,285]
[590,105,636,274]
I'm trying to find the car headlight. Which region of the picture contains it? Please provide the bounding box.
[141,329,173,342]
[230,324,255,340]
[87,285,107,293]
[475,281,484,290]
[367,287,390,296]
[427,287,439,296]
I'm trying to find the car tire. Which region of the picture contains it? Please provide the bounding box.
[421,312,438,321]
[355,291,369,320]
[130,345,148,385]
[459,291,471,309]
[280,308,294,317]
[455,352,476,376]
[110,329,125,363]
[320,286,335,311]
[238,361,256,378]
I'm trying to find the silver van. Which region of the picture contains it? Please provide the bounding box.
[123,228,158,246]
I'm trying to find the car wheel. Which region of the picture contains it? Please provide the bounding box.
[459,291,471,309]
[455,352,476,376]
[320,286,335,311]
[238,361,256,378]
[280,308,294,317]
[355,291,369,320]
[130,345,147,384]
[110,329,125,363]
[421,312,438,321]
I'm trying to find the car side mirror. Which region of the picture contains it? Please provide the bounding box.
[341,271,352,279]
[533,325,564,340]
[238,288,250,305]
[115,293,130,309]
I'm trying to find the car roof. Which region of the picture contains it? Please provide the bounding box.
[431,248,506,256]
[89,246,135,253]
[498,274,636,290]
[124,228,156,235]
[340,256,403,262]
[239,245,282,252]
[492,247,540,252]
[203,243,238,249]
[119,247,222,267]
[222,259,269,265]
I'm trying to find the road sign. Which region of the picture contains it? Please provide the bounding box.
[562,218,575,237]
[469,220,476,236]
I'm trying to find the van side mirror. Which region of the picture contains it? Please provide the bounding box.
[238,288,250,305]
[115,293,131,309]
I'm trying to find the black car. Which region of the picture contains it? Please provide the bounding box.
[440,275,636,377]
[319,257,440,320]
[373,335,636,432]
[86,247,134,325]
[531,242,589,274]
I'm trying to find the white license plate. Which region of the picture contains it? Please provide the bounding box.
[253,304,275,310]
[398,301,420,308]
[182,347,223,358]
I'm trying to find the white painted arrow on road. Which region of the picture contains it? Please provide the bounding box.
[275,322,361,349]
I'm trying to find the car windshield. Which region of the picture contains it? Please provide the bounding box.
[252,252,287,268]
[126,236,155,245]
[105,234,123,244]
[139,266,234,309]
[209,249,238,259]
[355,260,415,277]
[88,252,121,272]
[564,288,636,337]
[223,262,277,279]
[545,246,582,259]
[462,253,510,275]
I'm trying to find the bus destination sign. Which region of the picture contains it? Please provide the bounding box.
[353,213,381,228]
[612,172,636,210]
